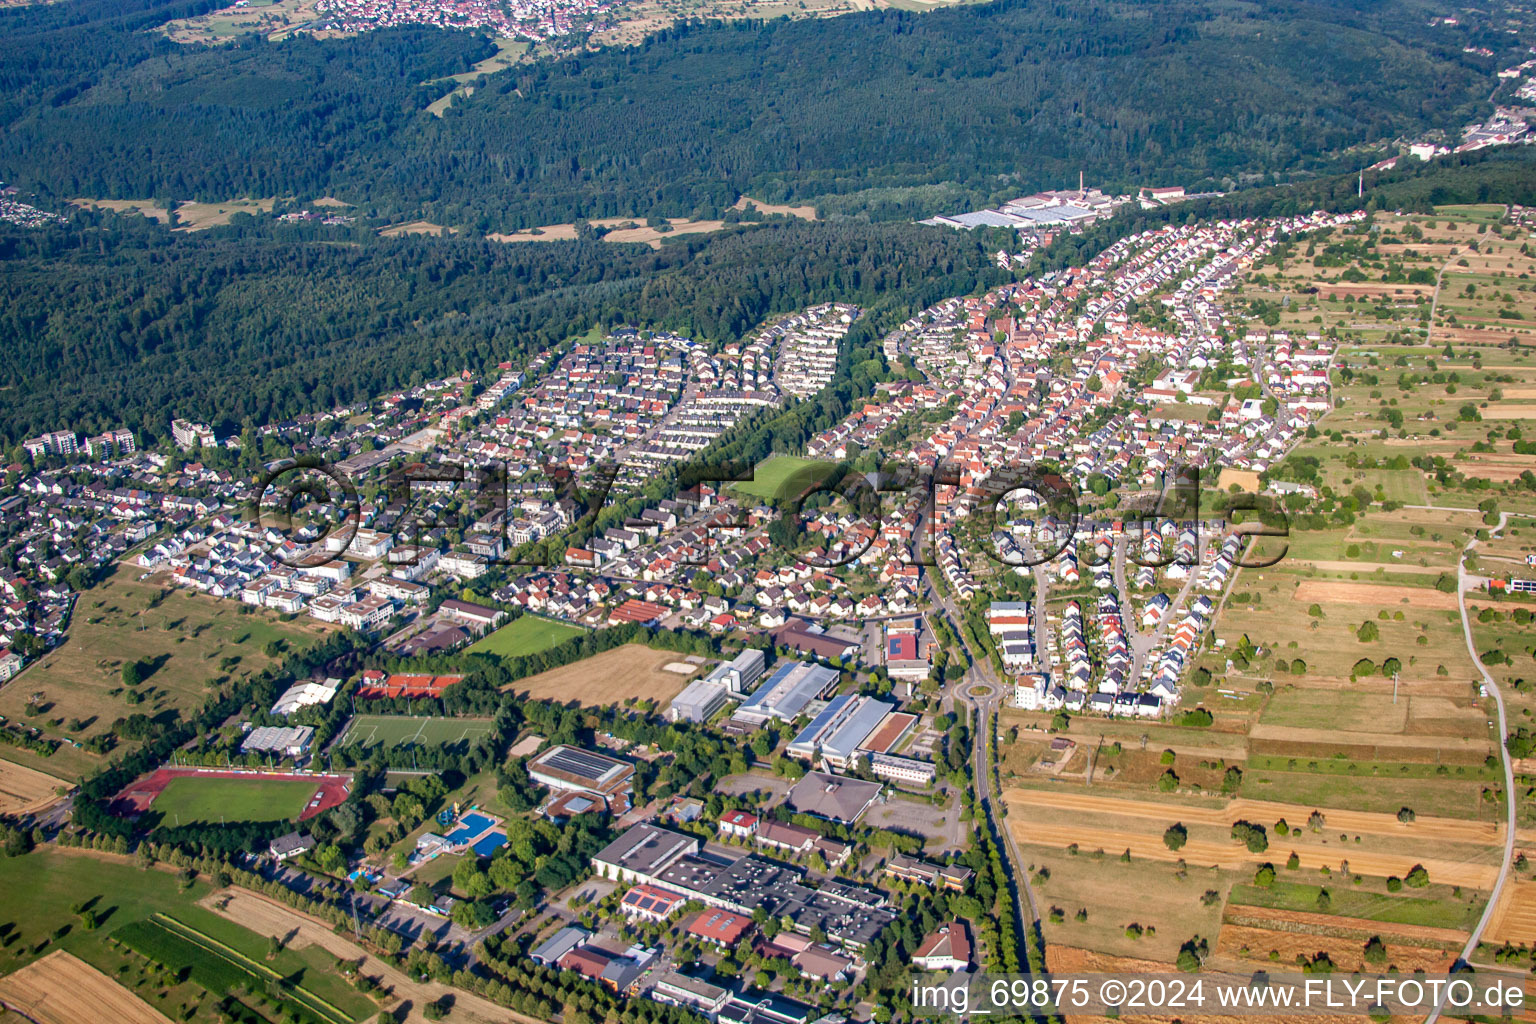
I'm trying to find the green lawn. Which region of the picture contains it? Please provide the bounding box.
[732,455,836,500]
[1229,879,1486,931]
[152,776,318,824]
[336,713,497,750]
[467,615,583,657]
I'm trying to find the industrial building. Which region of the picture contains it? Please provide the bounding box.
[732,660,840,726]
[668,678,731,724]
[785,694,894,767]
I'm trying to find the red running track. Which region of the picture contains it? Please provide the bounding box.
[110,767,352,822]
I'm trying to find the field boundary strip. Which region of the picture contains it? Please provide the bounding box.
[147,914,351,1024]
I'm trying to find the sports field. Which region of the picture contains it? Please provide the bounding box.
[336,713,496,750]
[152,776,318,824]
[467,615,583,658]
[732,455,836,500]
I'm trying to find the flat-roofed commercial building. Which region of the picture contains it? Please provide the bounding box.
[785,694,894,768]
[733,661,839,726]
[591,822,699,885]
[668,678,730,724]
[528,744,634,796]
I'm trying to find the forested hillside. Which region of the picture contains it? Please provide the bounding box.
[0,0,1499,228]
[0,220,1007,446]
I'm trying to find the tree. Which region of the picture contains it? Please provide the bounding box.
[1231,820,1268,853]
[1356,620,1379,642]
[1254,863,1276,887]
[1363,936,1388,964]
[1404,864,1429,888]
[1396,806,1416,824]
[1163,823,1188,850]
[1222,766,1243,793]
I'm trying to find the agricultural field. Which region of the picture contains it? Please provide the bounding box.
[162,0,331,43]
[0,950,171,1024]
[1004,786,1503,890]
[150,775,320,825]
[732,455,837,501]
[69,198,170,223]
[499,643,695,707]
[1022,845,1239,963]
[0,566,323,779]
[0,759,70,816]
[467,615,584,658]
[487,197,814,247]
[0,849,372,1024]
[1213,901,1467,974]
[335,713,497,751]
[424,37,530,115]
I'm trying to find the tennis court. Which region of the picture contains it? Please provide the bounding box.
[335,714,496,750]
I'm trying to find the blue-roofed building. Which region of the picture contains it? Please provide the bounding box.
[732,661,839,726]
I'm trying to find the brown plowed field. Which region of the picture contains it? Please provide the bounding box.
[0,950,171,1024]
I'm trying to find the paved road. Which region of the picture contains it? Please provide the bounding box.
[956,676,1041,932]
[1426,511,1514,1024]
[927,570,1042,960]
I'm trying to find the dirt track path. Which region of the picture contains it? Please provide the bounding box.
[202,888,536,1024]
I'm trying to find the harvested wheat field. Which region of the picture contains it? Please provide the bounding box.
[602,219,726,247]
[1291,579,1459,610]
[380,220,456,237]
[0,759,69,815]
[1010,819,1499,887]
[1485,880,1536,945]
[734,195,817,220]
[1004,789,1501,844]
[1046,944,1171,973]
[1217,468,1261,491]
[1214,924,1455,973]
[70,198,171,223]
[1042,946,1375,1024]
[0,950,171,1024]
[500,643,693,706]
[1215,907,1462,973]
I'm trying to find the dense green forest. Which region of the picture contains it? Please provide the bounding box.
[0,219,1006,444]
[0,0,1500,228]
[4,144,1535,448]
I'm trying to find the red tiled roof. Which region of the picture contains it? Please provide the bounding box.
[687,910,752,945]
